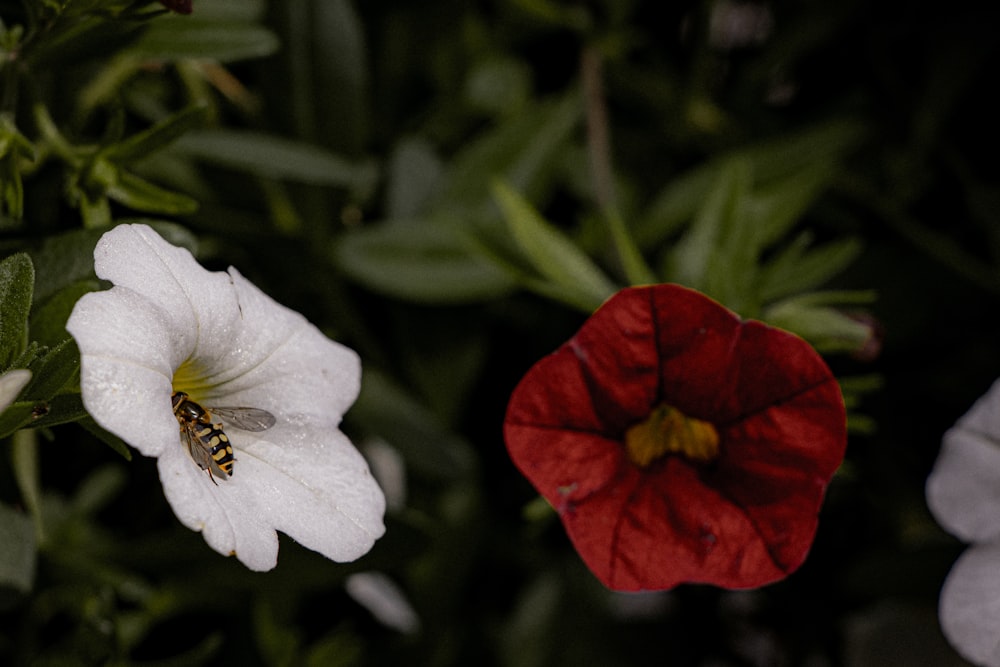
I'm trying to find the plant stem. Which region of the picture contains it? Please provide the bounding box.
[580,45,656,286]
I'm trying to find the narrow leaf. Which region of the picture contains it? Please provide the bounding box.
[760,236,863,302]
[104,104,209,163]
[433,92,581,214]
[171,130,373,189]
[492,181,616,311]
[80,417,133,461]
[130,20,280,62]
[636,119,865,249]
[30,280,101,349]
[0,253,34,369]
[107,171,199,215]
[751,162,835,248]
[664,159,750,292]
[349,370,476,481]
[334,220,517,304]
[21,339,80,402]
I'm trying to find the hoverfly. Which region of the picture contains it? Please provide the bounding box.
[171,391,276,484]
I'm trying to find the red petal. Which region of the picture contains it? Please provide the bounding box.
[504,284,846,591]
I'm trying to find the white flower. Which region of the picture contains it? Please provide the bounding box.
[927,378,1000,666]
[66,224,385,571]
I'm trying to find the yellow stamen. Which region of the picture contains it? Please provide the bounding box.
[624,403,720,467]
[172,358,211,397]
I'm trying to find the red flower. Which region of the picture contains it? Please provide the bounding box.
[504,284,846,591]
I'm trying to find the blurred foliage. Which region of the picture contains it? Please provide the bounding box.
[1,0,997,664]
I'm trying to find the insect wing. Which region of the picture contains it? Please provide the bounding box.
[180,423,226,484]
[209,406,276,432]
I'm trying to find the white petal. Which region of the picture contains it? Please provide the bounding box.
[91,224,232,361]
[927,379,1000,542]
[955,378,1000,438]
[192,269,361,421]
[239,426,386,561]
[363,438,407,512]
[939,543,1000,666]
[159,422,384,570]
[157,443,280,570]
[0,369,32,412]
[67,288,179,457]
[346,572,421,634]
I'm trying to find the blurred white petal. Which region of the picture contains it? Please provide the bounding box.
[362,437,407,511]
[346,572,420,635]
[939,543,1000,666]
[927,379,1000,543]
[0,368,32,412]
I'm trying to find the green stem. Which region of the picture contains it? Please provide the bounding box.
[580,45,656,286]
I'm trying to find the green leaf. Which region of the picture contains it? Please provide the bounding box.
[307,0,370,155]
[349,369,476,481]
[106,171,199,215]
[334,220,517,304]
[750,161,835,248]
[1,114,35,220]
[171,130,375,191]
[23,14,146,70]
[30,280,101,349]
[635,119,866,249]
[104,104,210,164]
[20,339,80,402]
[663,159,756,309]
[29,230,104,305]
[384,137,443,219]
[305,632,365,667]
[5,342,39,379]
[254,600,302,667]
[759,235,863,303]
[602,208,657,287]
[130,19,280,62]
[0,393,90,437]
[0,501,36,604]
[1,156,25,221]
[763,291,878,354]
[79,192,113,228]
[508,0,591,30]
[80,417,133,461]
[71,464,127,517]
[635,164,717,250]
[465,227,608,311]
[491,181,617,312]
[663,160,743,290]
[178,0,269,22]
[0,253,34,369]
[464,56,533,117]
[0,402,34,439]
[0,114,35,161]
[432,91,581,215]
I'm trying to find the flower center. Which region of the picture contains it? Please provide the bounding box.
[624,403,720,467]
[172,358,212,397]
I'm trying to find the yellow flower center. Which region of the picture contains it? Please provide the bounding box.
[624,403,720,467]
[171,358,212,398]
